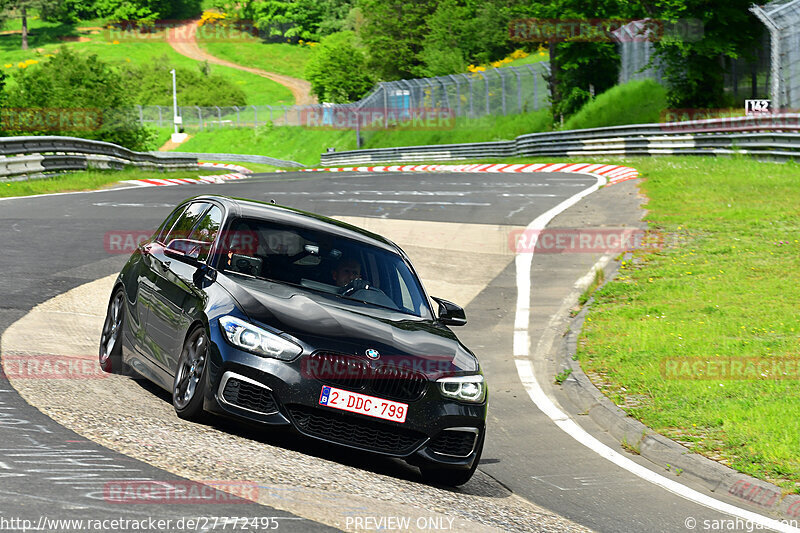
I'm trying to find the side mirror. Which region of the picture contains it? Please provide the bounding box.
[165,239,207,265]
[432,297,467,326]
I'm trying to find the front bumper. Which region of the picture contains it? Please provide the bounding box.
[202,337,487,467]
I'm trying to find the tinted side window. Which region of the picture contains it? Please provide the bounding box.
[155,205,188,244]
[164,202,210,243]
[189,205,223,262]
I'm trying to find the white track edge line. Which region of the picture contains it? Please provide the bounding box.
[513,172,799,533]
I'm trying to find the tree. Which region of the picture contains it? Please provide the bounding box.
[357,0,435,79]
[635,0,764,108]
[0,0,62,50]
[5,47,155,150]
[305,31,374,102]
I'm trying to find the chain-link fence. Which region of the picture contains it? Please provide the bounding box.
[613,20,665,85]
[136,63,551,131]
[751,0,800,109]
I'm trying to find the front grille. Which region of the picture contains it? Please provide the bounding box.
[429,430,478,457]
[306,352,370,390]
[370,365,427,401]
[306,352,428,402]
[288,405,426,455]
[222,377,277,414]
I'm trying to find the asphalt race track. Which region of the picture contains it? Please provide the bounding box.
[0,170,780,532]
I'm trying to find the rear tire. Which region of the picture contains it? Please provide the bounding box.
[99,289,125,374]
[419,431,484,487]
[173,327,209,421]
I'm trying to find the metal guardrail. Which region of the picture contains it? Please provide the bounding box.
[166,152,303,168]
[0,136,199,179]
[320,115,800,165]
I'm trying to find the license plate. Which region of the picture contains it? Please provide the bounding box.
[318,386,408,423]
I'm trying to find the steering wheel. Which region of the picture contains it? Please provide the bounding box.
[341,278,371,296]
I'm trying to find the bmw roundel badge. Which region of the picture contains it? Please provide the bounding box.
[365,348,380,360]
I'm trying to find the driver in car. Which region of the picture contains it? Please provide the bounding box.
[331,258,368,293]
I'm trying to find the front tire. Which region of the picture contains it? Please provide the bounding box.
[419,432,484,487]
[173,327,209,421]
[99,288,125,374]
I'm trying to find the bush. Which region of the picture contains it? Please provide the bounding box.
[563,79,668,131]
[120,57,248,107]
[305,31,374,103]
[4,47,155,151]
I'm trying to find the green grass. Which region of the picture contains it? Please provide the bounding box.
[199,40,313,79]
[0,24,294,105]
[175,110,553,166]
[178,125,356,166]
[0,166,227,198]
[572,156,800,490]
[563,79,667,130]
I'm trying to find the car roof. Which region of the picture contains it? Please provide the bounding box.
[186,195,401,254]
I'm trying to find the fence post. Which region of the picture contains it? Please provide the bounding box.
[508,66,522,113]
[497,69,507,115]
[136,105,143,126]
[481,72,490,116]
[215,106,222,128]
[196,106,203,131]
[467,76,475,117]
[252,105,258,128]
[157,106,163,128]
[235,106,240,128]
[448,75,461,117]
[527,65,539,110]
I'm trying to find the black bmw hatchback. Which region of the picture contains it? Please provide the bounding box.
[100,195,487,485]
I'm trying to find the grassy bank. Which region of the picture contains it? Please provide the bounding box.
[0,167,225,198]
[572,156,800,490]
[176,110,553,166]
[1,23,293,105]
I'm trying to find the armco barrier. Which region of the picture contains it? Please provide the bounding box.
[168,152,303,168]
[0,136,198,179]
[320,114,800,165]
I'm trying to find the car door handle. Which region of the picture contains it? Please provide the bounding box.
[160,261,171,271]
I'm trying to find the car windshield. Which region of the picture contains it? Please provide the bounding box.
[217,217,432,319]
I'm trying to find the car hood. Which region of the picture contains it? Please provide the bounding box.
[220,275,479,375]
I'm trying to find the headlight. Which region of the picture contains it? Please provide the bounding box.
[437,375,486,403]
[218,316,302,361]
